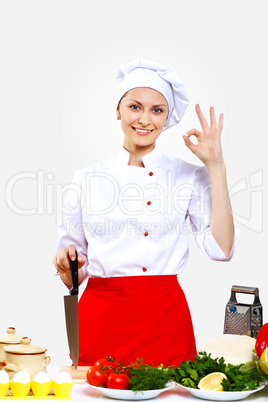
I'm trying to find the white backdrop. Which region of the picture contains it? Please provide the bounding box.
[1,0,267,367]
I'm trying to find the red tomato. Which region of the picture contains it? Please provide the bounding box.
[256,323,268,357]
[95,357,110,367]
[106,373,129,390]
[94,356,119,373]
[122,367,130,375]
[86,366,108,386]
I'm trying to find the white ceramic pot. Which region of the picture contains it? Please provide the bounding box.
[0,327,22,361]
[4,337,50,379]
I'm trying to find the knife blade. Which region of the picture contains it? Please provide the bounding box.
[64,252,79,369]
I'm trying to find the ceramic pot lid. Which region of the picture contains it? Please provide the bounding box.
[0,327,22,344]
[4,337,47,355]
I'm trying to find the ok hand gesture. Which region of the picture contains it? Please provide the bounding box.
[183,104,224,168]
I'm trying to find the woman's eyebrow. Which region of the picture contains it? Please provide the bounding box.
[127,99,167,107]
[127,99,142,105]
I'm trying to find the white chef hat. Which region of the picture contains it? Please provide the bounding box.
[116,57,189,130]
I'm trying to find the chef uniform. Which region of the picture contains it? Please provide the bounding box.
[56,58,235,367]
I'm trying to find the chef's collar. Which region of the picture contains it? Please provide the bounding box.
[117,145,164,167]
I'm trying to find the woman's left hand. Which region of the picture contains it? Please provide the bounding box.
[183,104,224,168]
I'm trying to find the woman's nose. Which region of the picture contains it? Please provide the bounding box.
[138,111,150,126]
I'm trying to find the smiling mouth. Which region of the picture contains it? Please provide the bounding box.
[132,127,154,135]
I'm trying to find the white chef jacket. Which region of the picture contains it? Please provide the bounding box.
[56,145,235,281]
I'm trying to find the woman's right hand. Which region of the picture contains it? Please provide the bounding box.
[53,244,87,274]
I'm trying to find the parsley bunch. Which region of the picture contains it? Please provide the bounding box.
[169,352,261,391]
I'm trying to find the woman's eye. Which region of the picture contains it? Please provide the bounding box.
[153,108,163,113]
[130,105,139,110]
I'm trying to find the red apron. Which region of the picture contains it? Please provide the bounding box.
[78,275,197,367]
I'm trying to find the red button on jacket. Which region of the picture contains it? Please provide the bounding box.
[149,172,153,176]
[144,232,149,237]
[142,267,147,272]
[147,201,151,205]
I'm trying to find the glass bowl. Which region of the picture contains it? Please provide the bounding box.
[252,353,268,384]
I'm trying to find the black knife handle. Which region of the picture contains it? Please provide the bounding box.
[70,251,79,295]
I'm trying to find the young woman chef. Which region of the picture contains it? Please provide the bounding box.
[53,57,235,367]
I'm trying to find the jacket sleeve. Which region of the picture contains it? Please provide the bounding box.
[187,165,235,261]
[55,170,89,280]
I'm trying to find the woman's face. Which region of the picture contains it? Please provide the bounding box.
[117,87,168,152]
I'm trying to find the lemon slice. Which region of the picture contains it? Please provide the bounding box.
[260,347,268,374]
[198,372,227,391]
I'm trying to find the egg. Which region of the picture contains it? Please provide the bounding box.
[52,371,73,397]
[55,372,72,384]
[33,371,50,384]
[10,370,31,397]
[0,370,9,384]
[0,370,10,396]
[32,371,52,397]
[12,370,31,384]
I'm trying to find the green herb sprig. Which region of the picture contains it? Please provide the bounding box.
[127,359,172,391]
[169,352,261,391]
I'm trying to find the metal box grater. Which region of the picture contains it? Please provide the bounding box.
[224,285,263,338]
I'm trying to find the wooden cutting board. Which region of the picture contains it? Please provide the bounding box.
[60,366,91,383]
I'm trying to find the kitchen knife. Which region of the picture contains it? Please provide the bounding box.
[64,252,79,369]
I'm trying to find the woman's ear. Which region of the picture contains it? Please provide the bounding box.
[116,107,121,120]
[164,114,168,126]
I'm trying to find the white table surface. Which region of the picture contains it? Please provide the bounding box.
[5,366,268,401]
[9,383,266,401]
[71,383,268,402]
[70,384,268,402]
[4,382,268,401]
